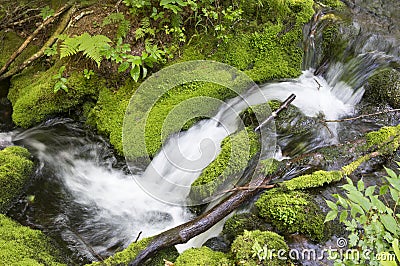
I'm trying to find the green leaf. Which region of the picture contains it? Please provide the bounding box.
[326,200,337,211]
[370,196,387,212]
[390,188,400,203]
[350,203,364,218]
[365,185,376,197]
[357,179,365,191]
[337,196,348,208]
[324,210,338,223]
[381,214,398,236]
[380,185,389,195]
[393,239,400,262]
[118,61,130,73]
[340,210,348,223]
[142,66,148,79]
[385,167,398,179]
[347,190,371,211]
[130,64,140,82]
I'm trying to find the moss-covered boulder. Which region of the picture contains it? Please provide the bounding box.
[255,189,326,242]
[222,213,270,243]
[89,237,178,266]
[365,69,400,108]
[174,246,232,266]
[189,128,260,202]
[0,146,34,213]
[0,214,65,265]
[8,64,101,128]
[230,230,288,266]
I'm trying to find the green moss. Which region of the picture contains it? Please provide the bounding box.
[365,124,400,153]
[189,128,260,201]
[0,146,34,212]
[89,237,178,266]
[366,69,400,108]
[8,65,101,128]
[255,189,326,241]
[281,170,343,191]
[0,31,39,69]
[260,158,280,176]
[174,246,232,266]
[0,214,65,265]
[222,213,270,243]
[87,80,137,155]
[230,230,288,266]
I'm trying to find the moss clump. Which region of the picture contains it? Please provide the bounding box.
[89,237,178,266]
[255,189,326,241]
[0,214,65,265]
[87,80,137,155]
[174,246,232,266]
[230,230,288,266]
[222,213,270,243]
[189,128,260,201]
[0,146,34,212]
[281,170,343,191]
[8,64,101,128]
[365,124,400,153]
[365,69,400,108]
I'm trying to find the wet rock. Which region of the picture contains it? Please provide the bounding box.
[365,69,400,108]
[203,236,230,253]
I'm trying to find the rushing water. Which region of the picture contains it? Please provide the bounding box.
[1,2,400,264]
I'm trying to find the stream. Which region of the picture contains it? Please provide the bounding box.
[1,2,400,265]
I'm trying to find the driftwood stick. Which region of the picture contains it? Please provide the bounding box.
[324,109,400,123]
[0,5,75,81]
[0,3,71,76]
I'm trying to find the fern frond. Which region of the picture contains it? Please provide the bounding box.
[59,36,80,58]
[59,33,111,67]
[102,12,125,26]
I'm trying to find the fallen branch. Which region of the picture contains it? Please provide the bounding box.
[324,109,400,123]
[0,3,71,77]
[0,5,76,81]
[129,171,273,266]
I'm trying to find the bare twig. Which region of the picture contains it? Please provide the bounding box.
[66,9,94,30]
[255,93,296,132]
[324,109,400,123]
[69,227,104,261]
[0,3,71,76]
[134,231,142,243]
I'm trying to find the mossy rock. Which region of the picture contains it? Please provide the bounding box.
[365,124,400,154]
[0,146,34,213]
[255,189,326,242]
[8,64,101,128]
[0,214,65,265]
[174,246,232,266]
[230,230,288,266]
[189,128,260,202]
[222,213,270,243]
[365,69,400,108]
[89,237,178,266]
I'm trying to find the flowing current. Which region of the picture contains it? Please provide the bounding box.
[5,65,368,261]
[3,7,400,264]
